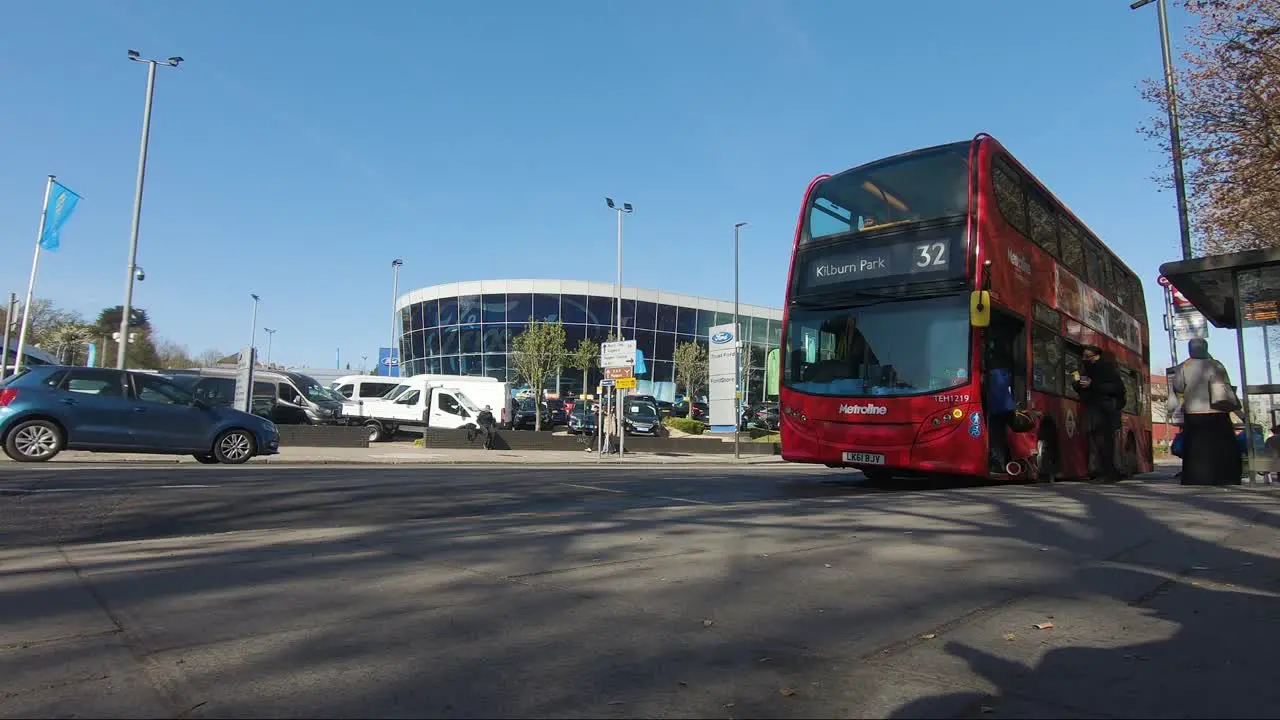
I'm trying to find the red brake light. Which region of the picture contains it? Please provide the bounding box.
[0,388,17,407]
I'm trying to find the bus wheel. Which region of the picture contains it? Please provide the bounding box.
[1035,432,1059,483]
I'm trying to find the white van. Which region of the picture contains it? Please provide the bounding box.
[348,376,512,442]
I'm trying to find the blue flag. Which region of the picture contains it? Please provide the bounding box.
[40,181,81,252]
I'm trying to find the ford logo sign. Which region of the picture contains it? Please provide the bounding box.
[711,331,733,344]
[381,357,399,366]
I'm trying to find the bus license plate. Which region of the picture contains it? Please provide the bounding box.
[843,451,885,465]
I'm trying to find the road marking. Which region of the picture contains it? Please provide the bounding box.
[557,481,710,505]
[0,483,219,494]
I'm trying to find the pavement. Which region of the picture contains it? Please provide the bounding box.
[1,461,1277,718]
[28,443,786,466]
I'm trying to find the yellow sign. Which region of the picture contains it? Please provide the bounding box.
[616,377,637,389]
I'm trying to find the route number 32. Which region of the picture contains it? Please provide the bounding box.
[914,242,948,268]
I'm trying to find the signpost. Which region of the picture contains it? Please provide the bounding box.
[707,322,738,431]
[234,346,256,414]
[600,340,636,458]
[616,377,636,390]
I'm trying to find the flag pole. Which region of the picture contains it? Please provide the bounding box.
[13,175,55,375]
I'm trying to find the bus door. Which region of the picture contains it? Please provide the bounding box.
[983,308,1027,471]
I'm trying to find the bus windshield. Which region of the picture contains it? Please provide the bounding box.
[785,295,971,397]
[805,142,970,242]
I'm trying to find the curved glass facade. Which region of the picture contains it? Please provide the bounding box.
[396,283,781,402]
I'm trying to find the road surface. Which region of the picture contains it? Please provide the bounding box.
[1,464,1277,718]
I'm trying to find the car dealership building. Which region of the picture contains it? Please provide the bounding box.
[395,279,782,402]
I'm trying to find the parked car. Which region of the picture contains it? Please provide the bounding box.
[624,400,663,436]
[0,366,279,464]
[672,400,709,422]
[568,404,597,435]
[512,399,549,430]
[159,372,277,420]
[740,402,779,431]
[544,399,568,426]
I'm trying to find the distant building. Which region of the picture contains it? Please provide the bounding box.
[395,279,783,402]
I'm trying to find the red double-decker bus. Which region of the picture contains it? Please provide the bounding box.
[779,135,1152,482]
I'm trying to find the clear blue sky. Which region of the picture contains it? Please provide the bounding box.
[1,0,1265,383]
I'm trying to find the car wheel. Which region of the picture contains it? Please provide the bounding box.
[213,429,256,465]
[4,419,63,462]
[192,454,220,465]
[365,421,385,443]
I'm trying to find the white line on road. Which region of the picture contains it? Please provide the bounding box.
[557,481,710,505]
[1,484,220,493]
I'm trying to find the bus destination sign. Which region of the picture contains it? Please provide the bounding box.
[795,231,964,294]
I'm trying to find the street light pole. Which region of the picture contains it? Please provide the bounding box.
[734,222,747,460]
[605,198,633,458]
[118,50,182,369]
[1131,0,1193,260]
[249,294,260,358]
[263,327,276,365]
[391,258,403,374]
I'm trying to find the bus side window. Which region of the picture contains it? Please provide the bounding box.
[1058,217,1087,278]
[1063,345,1083,401]
[1031,324,1064,395]
[1120,368,1141,415]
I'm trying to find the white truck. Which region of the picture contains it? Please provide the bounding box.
[344,376,512,442]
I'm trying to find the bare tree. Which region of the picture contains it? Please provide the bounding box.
[1140,0,1280,254]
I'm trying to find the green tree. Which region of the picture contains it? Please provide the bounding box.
[93,306,159,369]
[566,338,600,398]
[510,317,567,431]
[673,341,708,418]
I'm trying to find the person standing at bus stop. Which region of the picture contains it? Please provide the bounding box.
[1170,338,1242,485]
[1072,344,1125,483]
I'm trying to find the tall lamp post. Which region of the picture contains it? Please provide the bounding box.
[118,49,182,369]
[391,258,403,375]
[249,294,260,358]
[734,222,747,460]
[1131,0,1193,261]
[605,198,633,457]
[263,327,276,366]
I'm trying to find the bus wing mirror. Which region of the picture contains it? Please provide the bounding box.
[970,290,992,327]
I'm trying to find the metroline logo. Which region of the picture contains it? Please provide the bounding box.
[838,403,888,415]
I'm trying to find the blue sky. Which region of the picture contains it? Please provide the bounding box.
[0,0,1267,383]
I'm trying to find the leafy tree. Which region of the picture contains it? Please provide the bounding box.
[566,338,600,398]
[93,306,159,369]
[1140,0,1280,254]
[673,341,708,418]
[509,317,567,431]
[1,298,83,348]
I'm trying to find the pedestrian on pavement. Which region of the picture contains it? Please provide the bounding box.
[1071,344,1125,483]
[475,404,497,450]
[1169,338,1242,485]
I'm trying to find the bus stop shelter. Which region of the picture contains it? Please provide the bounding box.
[1159,247,1280,481]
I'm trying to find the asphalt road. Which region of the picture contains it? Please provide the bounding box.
[1,464,1277,719]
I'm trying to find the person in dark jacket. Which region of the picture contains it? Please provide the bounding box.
[1072,345,1125,482]
[475,405,497,450]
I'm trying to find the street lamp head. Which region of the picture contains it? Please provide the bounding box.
[622,203,633,213]
[735,222,748,229]
[167,56,184,66]
[1130,0,1154,8]
[127,49,140,59]
[251,293,260,302]
[605,197,615,209]
[392,258,403,267]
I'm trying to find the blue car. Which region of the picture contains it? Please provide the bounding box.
[0,366,279,464]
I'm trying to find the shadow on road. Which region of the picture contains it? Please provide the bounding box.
[1,466,1278,717]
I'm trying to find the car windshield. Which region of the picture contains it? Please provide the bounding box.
[805,142,970,242]
[628,403,658,419]
[382,384,410,400]
[785,294,971,397]
[297,375,344,403]
[454,391,481,414]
